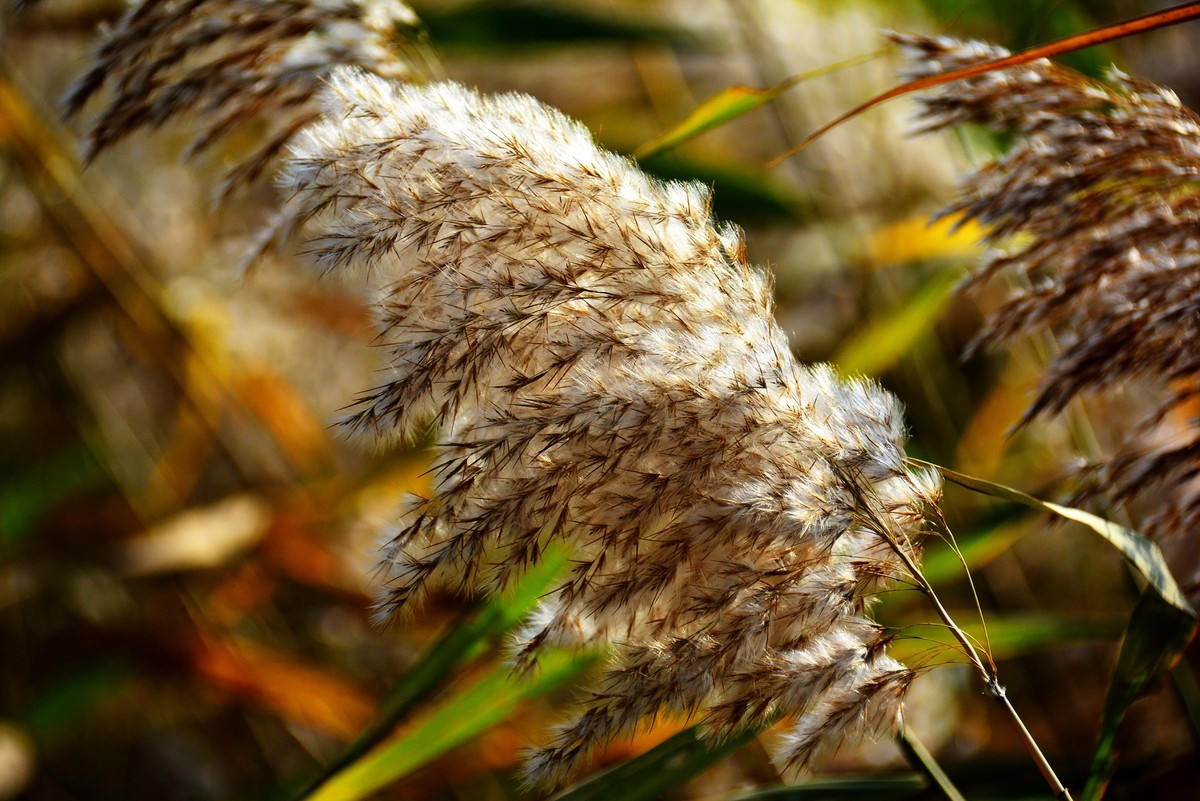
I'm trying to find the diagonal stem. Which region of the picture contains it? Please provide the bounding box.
[841,470,1074,801]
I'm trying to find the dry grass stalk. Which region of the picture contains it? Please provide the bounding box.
[898,32,1200,550]
[279,69,942,788]
[63,0,425,196]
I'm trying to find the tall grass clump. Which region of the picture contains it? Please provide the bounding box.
[62,0,427,195]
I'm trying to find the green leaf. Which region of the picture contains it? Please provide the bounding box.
[834,270,959,377]
[23,660,132,743]
[910,461,1198,801]
[635,50,883,161]
[555,724,761,801]
[298,546,570,799]
[1082,590,1198,801]
[897,730,964,801]
[635,86,778,161]
[420,0,699,49]
[1171,660,1200,741]
[0,444,105,551]
[635,154,812,224]
[307,647,597,801]
[912,460,1194,616]
[729,774,925,801]
[376,544,571,716]
[890,615,1125,664]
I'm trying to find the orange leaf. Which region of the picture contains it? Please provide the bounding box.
[232,369,334,471]
[188,631,374,740]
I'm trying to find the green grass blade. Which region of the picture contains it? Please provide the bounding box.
[890,615,1125,663]
[919,510,1031,586]
[635,85,778,161]
[0,445,105,552]
[912,460,1197,800]
[897,730,964,801]
[912,459,1194,615]
[834,270,959,377]
[636,154,811,224]
[297,546,569,799]
[23,659,132,743]
[1082,590,1198,801]
[555,724,761,801]
[634,50,884,161]
[307,647,596,801]
[421,1,698,49]
[1171,661,1200,739]
[377,545,571,716]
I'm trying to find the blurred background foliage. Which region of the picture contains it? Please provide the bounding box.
[1,0,1198,799]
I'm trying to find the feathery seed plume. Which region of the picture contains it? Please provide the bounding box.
[897,33,1200,550]
[63,0,425,195]
[281,68,940,788]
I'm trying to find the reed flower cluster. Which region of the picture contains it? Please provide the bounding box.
[898,33,1200,547]
[60,0,943,785]
[63,0,423,194]
[280,68,939,787]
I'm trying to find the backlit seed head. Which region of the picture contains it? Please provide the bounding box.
[281,69,939,787]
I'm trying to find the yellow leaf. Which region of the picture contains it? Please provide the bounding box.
[866,213,983,268]
[634,49,884,161]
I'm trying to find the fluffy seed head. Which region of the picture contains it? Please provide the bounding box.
[64,0,423,195]
[898,32,1200,550]
[280,68,939,787]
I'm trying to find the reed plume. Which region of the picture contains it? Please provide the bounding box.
[62,0,425,195]
[280,68,940,788]
[62,3,943,786]
[898,33,1200,551]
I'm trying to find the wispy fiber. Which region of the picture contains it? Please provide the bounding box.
[280,69,939,788]
[898,33,1200,547]
[63,0,425,195]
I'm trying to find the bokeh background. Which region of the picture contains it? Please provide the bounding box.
[2,1,1198,799]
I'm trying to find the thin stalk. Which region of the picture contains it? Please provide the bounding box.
[844,472,1074,801]
[898,728,966,801]
[996,690,1072,800]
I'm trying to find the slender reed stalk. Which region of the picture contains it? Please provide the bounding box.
[846,471,1074,800]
